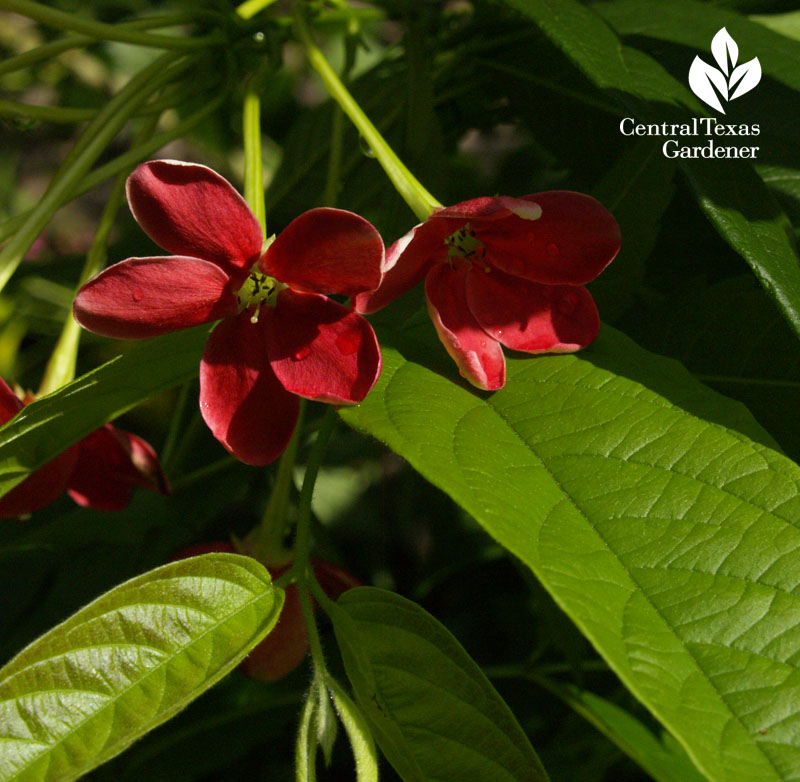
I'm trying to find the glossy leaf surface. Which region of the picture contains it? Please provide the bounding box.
[0,553,283,781]
[339,314,800,782]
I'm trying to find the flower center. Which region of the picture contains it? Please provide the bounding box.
[235,269,286,323]
[444,223,490,273]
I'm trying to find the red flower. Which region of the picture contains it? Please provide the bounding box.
[172,541,360,681]
[74,161,384,465]
[355,192,620,390]
[0,378,168,519]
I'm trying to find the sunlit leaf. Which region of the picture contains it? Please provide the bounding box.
[340,315,800,782]
[0,553,283,781]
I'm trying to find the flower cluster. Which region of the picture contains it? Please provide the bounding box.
[74,161,385,466]
[73,161,619,472]
[355,192,620,390]
[0,378,167,519]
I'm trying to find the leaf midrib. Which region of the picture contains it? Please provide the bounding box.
[1,579,274,782]
[481,375,785,781]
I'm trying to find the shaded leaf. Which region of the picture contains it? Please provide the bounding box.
[537,678,706,782]
[501,0,800,340]
[331,587,549,782]
[0,326,208,501]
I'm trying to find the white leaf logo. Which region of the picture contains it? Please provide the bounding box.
[688,27,761,113]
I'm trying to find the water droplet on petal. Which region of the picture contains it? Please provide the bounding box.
[336,331,361,355]
[293,346,312,361]
[546,242,560,257]
[132,290,143,302]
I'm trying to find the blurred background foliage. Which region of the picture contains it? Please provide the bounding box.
[0,0,798,779]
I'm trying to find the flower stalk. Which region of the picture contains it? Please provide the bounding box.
[0,0,222,49]
[292,4,442,221]
[0,51,192,294]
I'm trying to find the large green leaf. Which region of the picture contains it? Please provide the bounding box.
[339,316,800,782]
[330,587,549,782]
[0,553,283,781]
[500,0,800,339]
[0,325,208,500]
[593,0,800,93]
[533,678,706,782]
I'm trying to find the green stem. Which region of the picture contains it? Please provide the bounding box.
[322,30,356,207]
[293,4,441,221]
[171,456,237,492]
[0,0,221,49]
[236,0,281,21]
[0,99,96,124]
[242,63,272,235]
[295,691,318,782]
[288,406,339,683]
[160,381,192,468]
[0,54,221,247]
[247,402,305,566]
[292,407,338,574]
[37,178,125,394]
[38,112,162,396]
[0,15,202,77]
[0,52,187,293]
[327,679,379,782]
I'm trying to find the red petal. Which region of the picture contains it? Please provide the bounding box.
[265,290,381,404]
[74,256,238,339]
[477,191,620,285]
[434,195,543,221]
[67,424,169,511]
[0,378,23,423]
[127,160,263,273]
[354,222,445,313]
[312,558,361,599]
[466,268,599,353]
[0,447,78,520]
[200,313,300,466]
[425,265,506,391]
[260,208,384,297]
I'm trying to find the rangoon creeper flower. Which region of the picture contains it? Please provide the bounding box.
[0,378,168,519]
[74,161,385,465]
[355,192,620,390]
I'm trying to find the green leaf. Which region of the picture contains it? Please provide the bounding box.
[0,553,283,781]
[634,275,800,463]
[339,318,800,782]
[589,139,676,320]
[681,161,800,337]
[0,325,208,500]
[594,0,800,94]
[536,678,705,782]
[751,11,800,43]
[501,0,800,339]
[330,587,549,782]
